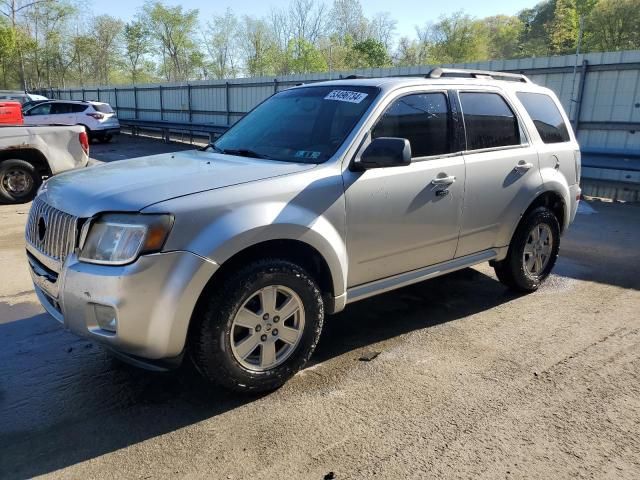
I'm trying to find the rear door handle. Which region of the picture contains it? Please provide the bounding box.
[514,162,534,173]
[431,175,456,186]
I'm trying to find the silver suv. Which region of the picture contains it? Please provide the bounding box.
[25,69,581,392]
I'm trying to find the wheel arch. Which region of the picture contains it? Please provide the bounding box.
[0,148,52,177]
[191,238,339,327]
[507,189,568,248]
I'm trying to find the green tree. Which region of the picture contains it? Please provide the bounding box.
[484,15,524,60]
[585,0,640,52]
[348,38,390,68]
[0,18,16,87]
[549,0,578,54]
[421,11,489,63]
[124,20,152,84]
[91,15,124,85]
[142,1,199,81]
[288,38,326,73]
[517,0,556,57]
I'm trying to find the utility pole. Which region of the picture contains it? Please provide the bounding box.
[569,15,585,121]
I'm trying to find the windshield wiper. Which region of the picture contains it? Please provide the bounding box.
[202,143,224,153]
[219,148,273,160]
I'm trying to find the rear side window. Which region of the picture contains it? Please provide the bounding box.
[517,92,571,143]
[373,92,451,158]
[93,103,114,113]
[71,104,88,113]
[459,92,520,150]
[50,103,73,114]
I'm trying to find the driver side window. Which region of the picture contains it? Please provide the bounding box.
[372,93,452,158]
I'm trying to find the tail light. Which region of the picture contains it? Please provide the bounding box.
[79,131,89,156]
[573,149,581,184]
[86,112,104,120]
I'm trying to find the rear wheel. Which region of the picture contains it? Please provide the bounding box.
[190,259,324,393]
[493,207,560,292]
[0,159,41,204]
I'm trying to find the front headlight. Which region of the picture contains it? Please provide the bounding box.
[79,213,174,265]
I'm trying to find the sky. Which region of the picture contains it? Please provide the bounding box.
[89,0,541,39]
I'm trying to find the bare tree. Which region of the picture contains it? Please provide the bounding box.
[289,0,326,46]
[241,15,275,77]
[367,12,396,50]
[329,0,367,43]
[204,8,240,79]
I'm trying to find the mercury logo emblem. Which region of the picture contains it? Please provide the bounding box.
[37,216,47,242]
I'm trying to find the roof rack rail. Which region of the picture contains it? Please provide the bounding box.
[427,68,530,83]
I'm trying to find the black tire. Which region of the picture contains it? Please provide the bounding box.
[190,259,324,393]
[94,133,112,143]
[493,206,560,292]
[0,159,41,204]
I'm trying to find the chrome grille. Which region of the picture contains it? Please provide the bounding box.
[25,196,78,267]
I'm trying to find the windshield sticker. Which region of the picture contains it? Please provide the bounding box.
[324,90,368,103]
[294,150,322,160]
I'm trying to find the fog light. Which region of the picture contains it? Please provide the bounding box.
[94,304,117,333]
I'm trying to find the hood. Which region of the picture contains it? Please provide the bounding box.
[43,149,317,217]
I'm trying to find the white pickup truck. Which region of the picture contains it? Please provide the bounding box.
[0,125,89,203]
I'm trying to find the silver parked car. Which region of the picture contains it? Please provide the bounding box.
[25,69,581,392]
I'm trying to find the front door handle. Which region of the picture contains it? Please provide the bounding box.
[431,175,456,186]
[514,162,534,174]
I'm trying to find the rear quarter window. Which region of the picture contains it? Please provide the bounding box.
[516,92,571,144]
[92,103,114,113]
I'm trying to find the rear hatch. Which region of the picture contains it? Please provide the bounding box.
[92,103,119,127]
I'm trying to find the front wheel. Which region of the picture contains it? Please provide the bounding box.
[190,259,324,393]
[0,159,41,204]
[493,206,560,292]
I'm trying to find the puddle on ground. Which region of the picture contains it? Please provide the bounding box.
[540,258,591,293]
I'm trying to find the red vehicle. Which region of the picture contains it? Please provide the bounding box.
[0,101,23,125]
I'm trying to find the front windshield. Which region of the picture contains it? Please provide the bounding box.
[213,85,379,163]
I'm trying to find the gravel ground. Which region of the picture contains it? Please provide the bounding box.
[0,138,639,479]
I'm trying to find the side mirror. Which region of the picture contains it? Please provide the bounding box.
[357,137,412,169]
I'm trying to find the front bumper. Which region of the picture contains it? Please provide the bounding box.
[29,249,218,360]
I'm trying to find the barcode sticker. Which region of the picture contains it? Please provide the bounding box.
[324,90,368,103]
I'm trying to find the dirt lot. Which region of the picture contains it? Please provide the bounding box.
[1,135,639,479]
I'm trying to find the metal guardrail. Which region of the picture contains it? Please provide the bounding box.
[119,118,230,143]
